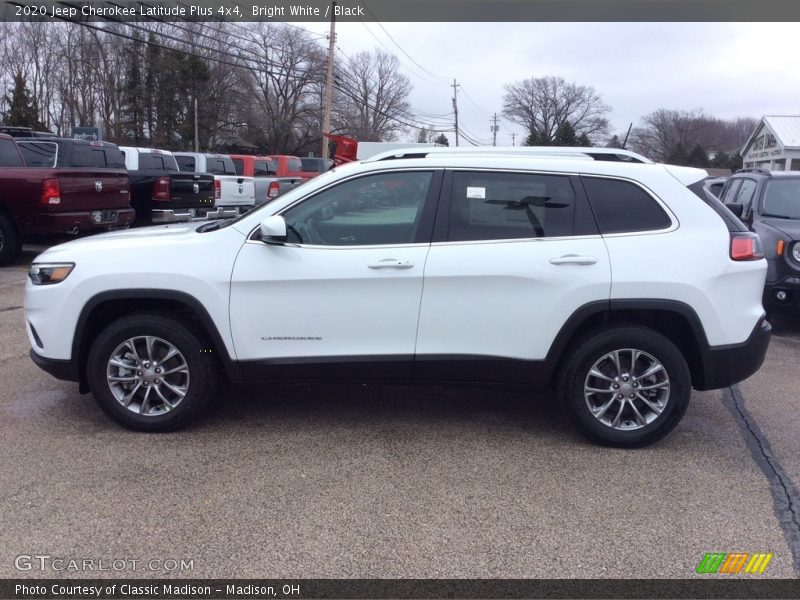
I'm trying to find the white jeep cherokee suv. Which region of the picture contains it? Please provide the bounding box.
[24,147,771,447]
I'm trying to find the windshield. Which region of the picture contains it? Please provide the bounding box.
[763,179,800,219]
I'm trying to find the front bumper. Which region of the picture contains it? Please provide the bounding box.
[696,318,772,390]
[30,349,79,383]
[764,276,800,308]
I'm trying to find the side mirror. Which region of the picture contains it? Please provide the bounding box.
[260,215,287,244]
[727,203,744,217]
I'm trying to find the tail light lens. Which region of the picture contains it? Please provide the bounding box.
[730,233,764,261]
[214,179,221,200]
[40,178,61,205]
[152,177,170,201]
[267,181,280,200]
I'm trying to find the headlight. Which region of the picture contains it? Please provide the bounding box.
[793,243,800,264]
[28,263,75,285]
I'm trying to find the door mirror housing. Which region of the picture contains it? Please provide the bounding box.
[727,202,744,218]
[260,215,288,244]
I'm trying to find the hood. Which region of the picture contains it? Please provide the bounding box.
[761,216,800,239]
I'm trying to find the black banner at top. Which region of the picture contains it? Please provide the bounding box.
[3,0,800,22]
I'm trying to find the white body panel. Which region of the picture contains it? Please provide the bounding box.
[416,237,611,359]
[229,241,429,360]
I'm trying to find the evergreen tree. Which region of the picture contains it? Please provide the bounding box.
[554,121,578,146]
[606,134,623,148]
[4,72,44,129]
[577,133,591,146]
[688,144,708,167]
[433,133,449,147]
[525,130,551,146]
[667,143,690,166]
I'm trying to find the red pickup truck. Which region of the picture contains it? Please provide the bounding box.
[0,134,134,265]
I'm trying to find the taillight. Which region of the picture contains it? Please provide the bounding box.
[40,178,61,205]
[730,233,764,261]
[267,181,280,200]
[214,179,221,200]
[152,177,170,201]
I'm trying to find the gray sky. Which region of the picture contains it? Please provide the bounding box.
[299,21,799,146]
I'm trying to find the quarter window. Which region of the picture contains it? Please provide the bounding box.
[448,171,577,241]
[582,177,671,233]
[282,171,433,246]
[18,141,57,168]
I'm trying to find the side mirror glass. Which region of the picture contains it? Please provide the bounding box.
[260,215,287,244]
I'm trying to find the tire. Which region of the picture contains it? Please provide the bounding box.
[86,313,218,431]
[0,212,21,266]
[559,325,691,448]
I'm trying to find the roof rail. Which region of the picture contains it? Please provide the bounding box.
[364,146,653,164]
[735,167,771,176]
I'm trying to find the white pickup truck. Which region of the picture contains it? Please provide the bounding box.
[173,152,256,218]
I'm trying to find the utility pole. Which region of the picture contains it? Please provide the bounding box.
[511,132,516,146]
[194,97,199,152]
[490,113,499,146]
[451,78,460,147]
[321,1,337,159]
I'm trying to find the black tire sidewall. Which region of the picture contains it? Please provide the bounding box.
[561,326,691,448]
[87,314,217,431]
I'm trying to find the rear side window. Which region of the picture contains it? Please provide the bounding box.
[105,147,126,169]
[287,157,303,173]
[175,156,195,172]
[582,177,671,234]
[140,153,176,171]
[17,141,58,167]
[0,139,23,167]
[232,158,244,175]
[72,145,109,168]
[253,160,273,177]
[205,157,236,175]
[448,171,579,241]
[301,158,321,172]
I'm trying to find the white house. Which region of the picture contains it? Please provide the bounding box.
[741,115,800,171]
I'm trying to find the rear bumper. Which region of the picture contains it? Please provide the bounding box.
[696,318,771,390]
[764,276,800,308]
[151,209,196,223]
[26,208,135,235]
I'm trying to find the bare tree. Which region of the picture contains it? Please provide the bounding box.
[502,76,610,145]
[629,109,758,162]
[333,49,411,142]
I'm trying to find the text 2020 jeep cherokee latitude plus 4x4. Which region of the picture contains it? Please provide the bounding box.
[24,147,771,447]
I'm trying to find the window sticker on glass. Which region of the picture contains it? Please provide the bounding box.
[466,186,486,199]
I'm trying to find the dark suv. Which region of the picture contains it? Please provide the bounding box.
[719,168,800,309]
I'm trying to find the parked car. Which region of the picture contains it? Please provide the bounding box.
[25,146,770,447]
[719,168,800,310]
[229,154,304,206]
[0,135,133,264]
[173,152,255,217]
[118,147,215,224]
[704,176,728,198]
[267,154,306,179]
[297,157,333,180]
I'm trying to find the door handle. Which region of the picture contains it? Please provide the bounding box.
[368,259,414,269]
[549,255,598,265]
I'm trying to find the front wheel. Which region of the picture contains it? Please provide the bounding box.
[87,314,218,431]
[559,326,691,448]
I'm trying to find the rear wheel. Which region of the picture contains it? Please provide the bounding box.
[87,313,218,431]
[559,326,691,448]
[0,212,21,266]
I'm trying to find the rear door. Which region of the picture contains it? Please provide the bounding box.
[415,169,611,384]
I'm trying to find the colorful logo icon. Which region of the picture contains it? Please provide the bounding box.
[696,552,773,574]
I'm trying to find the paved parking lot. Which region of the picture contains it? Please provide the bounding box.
[1,245,798,579]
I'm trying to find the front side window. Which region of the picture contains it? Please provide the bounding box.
[253,160,273,177]
[735,179,758,214]
[582,177,672,234]
[232,158,244,175]
[448,171,577,241]
[763,179,800,219]
[206,157,236,175]
[175,156,195,172]
[18,141,57,167]
[281,171,433,246]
